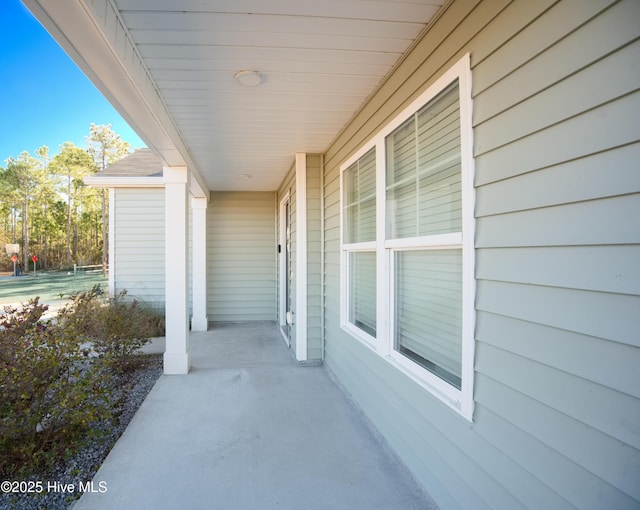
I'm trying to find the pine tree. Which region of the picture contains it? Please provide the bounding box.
[86,124,132,272]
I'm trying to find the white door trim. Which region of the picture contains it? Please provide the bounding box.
[278,192,290,345]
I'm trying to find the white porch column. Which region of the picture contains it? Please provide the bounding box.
[191,196,208,331]
[107,188,116,298]
[164,166,190,374]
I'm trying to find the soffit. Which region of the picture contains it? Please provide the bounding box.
[114,0,445,190]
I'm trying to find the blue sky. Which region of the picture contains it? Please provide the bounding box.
[0,0,146,165]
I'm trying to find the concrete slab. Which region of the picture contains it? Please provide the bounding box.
[72,323,435,510]
[138,336,166,355]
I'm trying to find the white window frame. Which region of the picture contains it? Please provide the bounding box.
[339,54,476,421]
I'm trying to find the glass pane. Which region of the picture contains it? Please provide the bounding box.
[386,81,461,239]
[417,83,461,235]
[386,117,416,184]
[394,249,462,388]
[344,148,376,243]
[387,179,416,239]
[349,251,376,337]
[418,159,461,236]
[386,117,416,239]
[344,160,359,206]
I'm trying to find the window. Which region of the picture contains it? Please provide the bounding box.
[340,54,475,420]
[386,81,465,390]
[341,148,377,340]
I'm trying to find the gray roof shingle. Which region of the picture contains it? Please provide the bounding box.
[99,148,163,177]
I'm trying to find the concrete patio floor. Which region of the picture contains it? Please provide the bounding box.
[72,323,435,510]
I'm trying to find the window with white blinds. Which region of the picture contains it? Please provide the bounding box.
[339,54,475,420]
[342,148,376,339]
[386,81,465,390]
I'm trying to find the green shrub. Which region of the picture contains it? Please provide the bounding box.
[0,299,113,477]
[0,286,164,478]
[0,288,165,476]
[60,286,164,372]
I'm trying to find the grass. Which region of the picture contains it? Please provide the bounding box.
[0,270,108,307]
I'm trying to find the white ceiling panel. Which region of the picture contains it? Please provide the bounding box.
[137,46,404,66]
[130,30,415,54]
[146,59,393,77]
[122,12,426,37]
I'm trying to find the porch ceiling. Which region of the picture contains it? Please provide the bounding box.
[25,0,444,192]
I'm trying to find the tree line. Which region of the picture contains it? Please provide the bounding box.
[0,124,131,273]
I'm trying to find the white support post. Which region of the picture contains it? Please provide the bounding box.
[295,153,308,361]
[191,196,208,331]
[163,166,190,374]
[108,188,115,298]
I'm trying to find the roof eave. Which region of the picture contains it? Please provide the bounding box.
[85,176,165,188]
[23,0,209,199]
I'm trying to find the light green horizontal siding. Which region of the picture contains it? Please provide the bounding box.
[322,0,640,509]
[473,0,637,122]
[474,39,640,153]
[207,191,276,322]
[476,194,640,247]
[475,142,640,215]
[476,245,640,295]
[113,188,165,309]
[475,91,640,185]
[306,154,323,359]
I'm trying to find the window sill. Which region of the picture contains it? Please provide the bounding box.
[341,322,377,352]
[341,322,473,422]
[385,352,473,422]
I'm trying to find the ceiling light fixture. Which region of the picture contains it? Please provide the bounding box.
[237,173,252,180]
[234,70,262,87]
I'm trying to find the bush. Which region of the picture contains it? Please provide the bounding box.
[60,286,164,372]
[0,299,113,477]
[0,288,165,477]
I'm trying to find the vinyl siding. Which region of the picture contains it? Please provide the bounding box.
[113,188,165,309]
[322,1,640,509]
[290,178,297,351]
[305,155,323,360]
[207,191,276,322]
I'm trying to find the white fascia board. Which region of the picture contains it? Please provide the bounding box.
[22,0,209,201]
[85,176,165,188]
